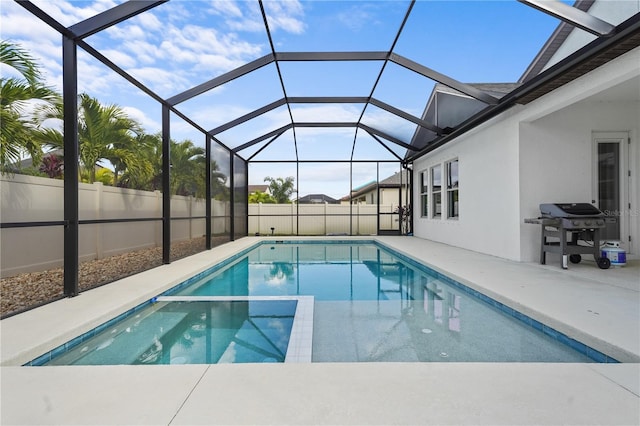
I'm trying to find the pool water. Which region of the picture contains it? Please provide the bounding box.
[38,241,607,365]
[171,243,595,362]
[45,300,296,365]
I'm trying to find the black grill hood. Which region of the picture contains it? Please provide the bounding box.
[540,203,604,218]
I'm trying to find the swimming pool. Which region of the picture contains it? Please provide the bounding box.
[32,240,616,365]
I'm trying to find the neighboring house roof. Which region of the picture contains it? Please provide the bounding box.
[12,149,64,169]
[342,170,410,200]
[379,169,410,187]
[248,185,270,194]
[297,194,339,204]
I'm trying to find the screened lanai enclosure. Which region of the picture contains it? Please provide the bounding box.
[2,0,638,311]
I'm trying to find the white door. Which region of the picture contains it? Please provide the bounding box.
[592,131,631,251]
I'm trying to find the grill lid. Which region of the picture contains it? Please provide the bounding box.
[540,203,604,218]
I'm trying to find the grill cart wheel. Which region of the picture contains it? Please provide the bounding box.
[597,257,611,269]
[569,254,582,264]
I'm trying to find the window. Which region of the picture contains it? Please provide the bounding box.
[420,171,428,217]
[447,159,459,219]
[431,165,442,218]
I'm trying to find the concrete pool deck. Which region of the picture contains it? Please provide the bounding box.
[1,236,639,425]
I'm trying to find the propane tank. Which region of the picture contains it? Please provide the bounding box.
[601,241,627,267]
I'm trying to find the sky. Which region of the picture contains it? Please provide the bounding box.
[1,0,581,199]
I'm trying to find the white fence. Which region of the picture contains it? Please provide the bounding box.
[0,174,229,278]
[1,175,400,277]
[248,203,391,236]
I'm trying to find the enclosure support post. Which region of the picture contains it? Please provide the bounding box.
[244,161,249,238]
[349,161,353,236]
[296,162,299,236]
[63,35,79,297]
[205,134,212,249]
[376,163,380,235]
[229,154,235,241]
[162,105,171,264]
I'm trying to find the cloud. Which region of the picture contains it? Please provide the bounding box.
[99,49,137,69]
[120,40,163,66]
[126,67,192,97]
[209,0,306,34]
[121,106,161,133]
[263,0,306,34]
[30,0,119,27]
[291,104,362,122]
[208,0,244,19]
[337,4,381,32]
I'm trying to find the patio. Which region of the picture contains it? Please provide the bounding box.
[2,236,638,424]
[2,1,639,423]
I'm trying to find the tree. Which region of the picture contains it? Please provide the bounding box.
[38,93,151,184]
[118,132,162,190]
[264,176,295,203]
[168,139,205,196]
[77,94,147,184]
[0,40,59,171]
[248,191,275,204]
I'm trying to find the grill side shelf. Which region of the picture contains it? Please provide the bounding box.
[524,217,560,226]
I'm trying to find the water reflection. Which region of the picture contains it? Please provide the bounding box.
[46,301,296,365]
[176,244,592,362]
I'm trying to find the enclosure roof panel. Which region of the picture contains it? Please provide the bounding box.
[13,0,640,162]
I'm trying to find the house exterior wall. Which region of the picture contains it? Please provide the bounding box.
[413,109,522,260]
[380,187,408,209]
[519,99,639,261]
[413,46,640,262]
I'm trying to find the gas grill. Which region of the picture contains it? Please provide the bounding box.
[525,203,610,269]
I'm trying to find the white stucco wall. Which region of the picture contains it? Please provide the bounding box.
[413,46,640,262]
[519,100,639,261]
[413,109,523,261]
[518,46,640,261]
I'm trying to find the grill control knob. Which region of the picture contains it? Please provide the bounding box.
[596,220,604,226]
[585,220,592,226]
[572,220,580,227]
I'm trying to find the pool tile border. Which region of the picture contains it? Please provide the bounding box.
[375,241,619,363]
[26,301,156,366]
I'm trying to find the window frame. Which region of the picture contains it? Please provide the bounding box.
[431,164,442,219]
[420,171,429,217]
[446,159,459,219]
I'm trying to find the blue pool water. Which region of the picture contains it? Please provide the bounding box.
[35,241,615,365]
[45,300,296,365]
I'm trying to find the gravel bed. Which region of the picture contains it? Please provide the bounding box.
[1,237,229,318]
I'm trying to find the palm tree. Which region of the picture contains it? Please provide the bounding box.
[169,139,205,196]
[77,94,147,183]
[118,132,162,189]
[210,159,229,201]
[37,93,151,184]
[143,138,230,199]
[264,176,295,203]
[0,40,59,171]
